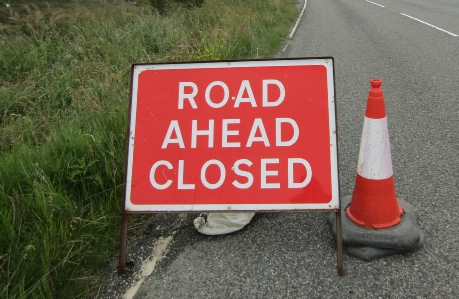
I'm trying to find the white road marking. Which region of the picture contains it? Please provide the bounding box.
[282,43,289,52]
[400,13,458,37]
[288,0,308,39]
[366,0,385,8]
[122,236,174,299]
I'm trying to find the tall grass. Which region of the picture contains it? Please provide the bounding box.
[0,0,297,297]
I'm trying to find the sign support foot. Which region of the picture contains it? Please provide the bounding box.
[336,210,344,276]
[118,212,129,274]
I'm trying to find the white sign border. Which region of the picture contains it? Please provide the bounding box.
[124,58,339,212]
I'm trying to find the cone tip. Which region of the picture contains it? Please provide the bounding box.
[371,79,382,88]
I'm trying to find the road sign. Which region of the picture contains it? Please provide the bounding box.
[124,58,338,212]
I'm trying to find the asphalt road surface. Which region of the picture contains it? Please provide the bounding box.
[102,0,459,298]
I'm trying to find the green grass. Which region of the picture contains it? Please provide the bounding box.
[0,0,297,297]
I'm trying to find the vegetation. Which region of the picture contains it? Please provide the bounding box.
[0,0,297,297]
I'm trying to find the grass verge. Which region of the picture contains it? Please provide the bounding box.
[0,0,297,297]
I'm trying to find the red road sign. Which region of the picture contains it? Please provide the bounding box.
[125,58,338,212]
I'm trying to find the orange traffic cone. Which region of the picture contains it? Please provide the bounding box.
[328,78,424,261]
[345,79,403,229]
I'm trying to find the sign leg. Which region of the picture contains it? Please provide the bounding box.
[118,212,129,274]
[336,210,344,276]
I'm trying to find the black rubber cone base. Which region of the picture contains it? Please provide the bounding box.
[329,195,425,261]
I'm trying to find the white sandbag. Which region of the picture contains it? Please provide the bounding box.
[194,212,255,235]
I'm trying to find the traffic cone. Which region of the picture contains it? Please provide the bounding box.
[328,79,424,261]
[345,79,403,229]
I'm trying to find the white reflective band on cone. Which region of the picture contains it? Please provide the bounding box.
[194,212,255,235]
[357,117,393,180]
